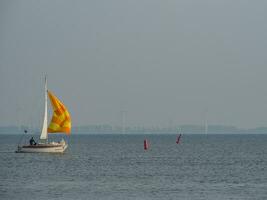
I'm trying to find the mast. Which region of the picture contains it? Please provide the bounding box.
[205,109,208,135]
[40,76,48,142]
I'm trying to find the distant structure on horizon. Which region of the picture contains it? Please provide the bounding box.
[121,110,127,134]
[1,125,267,135]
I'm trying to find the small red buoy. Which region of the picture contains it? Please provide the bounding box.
[176,134,182,144]
[144,139,149,150]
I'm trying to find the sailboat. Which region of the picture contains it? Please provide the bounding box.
[16,77,71,153]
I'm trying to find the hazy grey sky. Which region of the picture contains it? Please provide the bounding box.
[1,0,267,128]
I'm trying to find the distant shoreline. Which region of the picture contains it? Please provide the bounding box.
[0,124,267,135]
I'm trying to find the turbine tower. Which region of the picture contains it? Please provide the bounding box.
[121,110,127,134]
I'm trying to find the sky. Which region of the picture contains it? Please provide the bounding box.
[1,0,267,129]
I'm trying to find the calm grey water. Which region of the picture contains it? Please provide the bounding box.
[0,134,267,200]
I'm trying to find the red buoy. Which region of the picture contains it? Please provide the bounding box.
[144,139,149,150]
[176,134,182,144]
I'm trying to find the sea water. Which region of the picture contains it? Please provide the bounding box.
[0,134,267,200]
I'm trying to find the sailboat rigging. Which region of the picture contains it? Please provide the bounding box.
[16,77,71,153]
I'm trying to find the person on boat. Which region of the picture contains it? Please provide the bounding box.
[29,137,36,145]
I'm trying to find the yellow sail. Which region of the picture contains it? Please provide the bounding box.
[47,91,71,134]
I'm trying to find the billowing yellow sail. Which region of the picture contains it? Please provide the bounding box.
[47,91,71,134]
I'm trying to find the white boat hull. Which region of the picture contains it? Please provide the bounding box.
[16,142,68,153]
